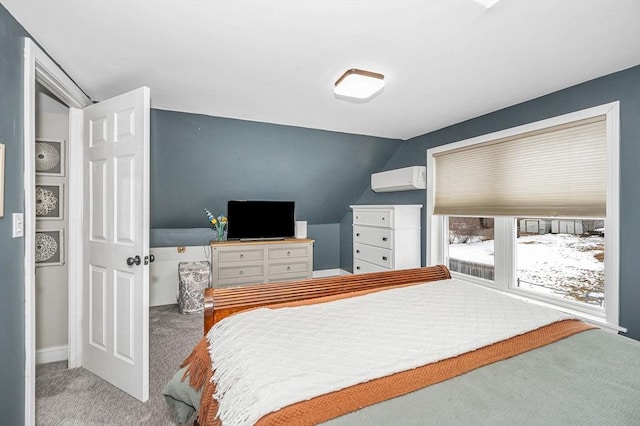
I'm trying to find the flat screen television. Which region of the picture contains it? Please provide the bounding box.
[226,200,295,240]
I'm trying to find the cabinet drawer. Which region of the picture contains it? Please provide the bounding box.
[354,258,390,274]
[268,245,309,260]
[353,209,392,228]
[217,247,264,263]
[354,242,392,269]
[218,263,264,280]
[353,225,392,249]
[268,260,309,276]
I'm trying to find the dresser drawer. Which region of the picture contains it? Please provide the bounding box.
[354,242,392,269]
[216,247,264,263]
[354,258,390,274]
[268,260,310,276]
[353,209,392,228]
[268,245,309,260]
[353,225,392,249]
[268,259,311,282]
[218,263,264,280]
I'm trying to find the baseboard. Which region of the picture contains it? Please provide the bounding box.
[36,344,68,364]
[313,268,351,278]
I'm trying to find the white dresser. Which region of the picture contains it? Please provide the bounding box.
[350,205,422,274]
[210,238,314,288]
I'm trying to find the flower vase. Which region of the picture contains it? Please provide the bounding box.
[215,226,225,241]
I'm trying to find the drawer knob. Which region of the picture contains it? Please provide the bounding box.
[356,249,360,254]
[356,233,360,237]
[356,266,360,270]
[287,251,291,256]
[382,237,388,241]
[287,266,291,271]
[239,254,244,259]
[239,270,244,275]
[382,256,388,261]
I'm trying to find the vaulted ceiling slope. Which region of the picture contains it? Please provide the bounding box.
[3,1,639,140]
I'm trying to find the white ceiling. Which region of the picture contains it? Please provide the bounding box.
[4,0,640,140]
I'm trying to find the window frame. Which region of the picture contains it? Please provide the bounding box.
[426,102,621,331]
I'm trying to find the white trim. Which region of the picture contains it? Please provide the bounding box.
[67,108,85,368]
[23,38,91,426]
[604,102,620,329]
[36,345,68,365]
[23,39,36,426]
[426,102,621,329]
[313,268,351,278]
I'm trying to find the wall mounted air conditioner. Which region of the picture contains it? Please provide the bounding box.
[371,166,426,193]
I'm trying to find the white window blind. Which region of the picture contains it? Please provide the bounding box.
[433,115,607,217]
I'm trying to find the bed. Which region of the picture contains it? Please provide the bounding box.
[163,265,640,425]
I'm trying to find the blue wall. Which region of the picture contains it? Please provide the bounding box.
[350,65,640,340]
[150,109,402,227]
[150,109,402,269]
[0,5,28,424]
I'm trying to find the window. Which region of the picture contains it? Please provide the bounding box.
[446,216,605,309]
[427,102,620,329]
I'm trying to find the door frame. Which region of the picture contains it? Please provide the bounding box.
[23,38,92,425]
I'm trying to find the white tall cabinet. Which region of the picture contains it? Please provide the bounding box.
[350,205,422,274]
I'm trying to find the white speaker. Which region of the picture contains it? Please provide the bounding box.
[295,221,307,239]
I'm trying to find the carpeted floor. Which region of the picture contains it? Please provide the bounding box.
[36,304,202,425]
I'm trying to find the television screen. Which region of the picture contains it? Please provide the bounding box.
[227,200,295,240]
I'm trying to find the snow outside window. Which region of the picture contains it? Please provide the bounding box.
[447,216,605,313]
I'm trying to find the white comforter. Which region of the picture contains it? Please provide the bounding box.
[207,278,571,426]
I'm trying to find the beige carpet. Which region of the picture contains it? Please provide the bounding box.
[36,304,202,425]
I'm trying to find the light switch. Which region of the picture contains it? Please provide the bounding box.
[12,213,24,238]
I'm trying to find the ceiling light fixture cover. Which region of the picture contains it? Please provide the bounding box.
[472,0,501,8]
[334,69,385,100]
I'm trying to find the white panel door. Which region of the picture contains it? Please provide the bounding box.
[82,87,150,401]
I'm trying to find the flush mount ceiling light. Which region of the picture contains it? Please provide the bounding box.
[334,69,385,100]
[472,0,501,8]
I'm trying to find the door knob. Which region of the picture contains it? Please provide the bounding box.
[127,255,141,266]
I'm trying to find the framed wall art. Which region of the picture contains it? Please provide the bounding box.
[35,183,64,220]
[0,143,4,217]
[35,139,65,176]
[35,228,65,266]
